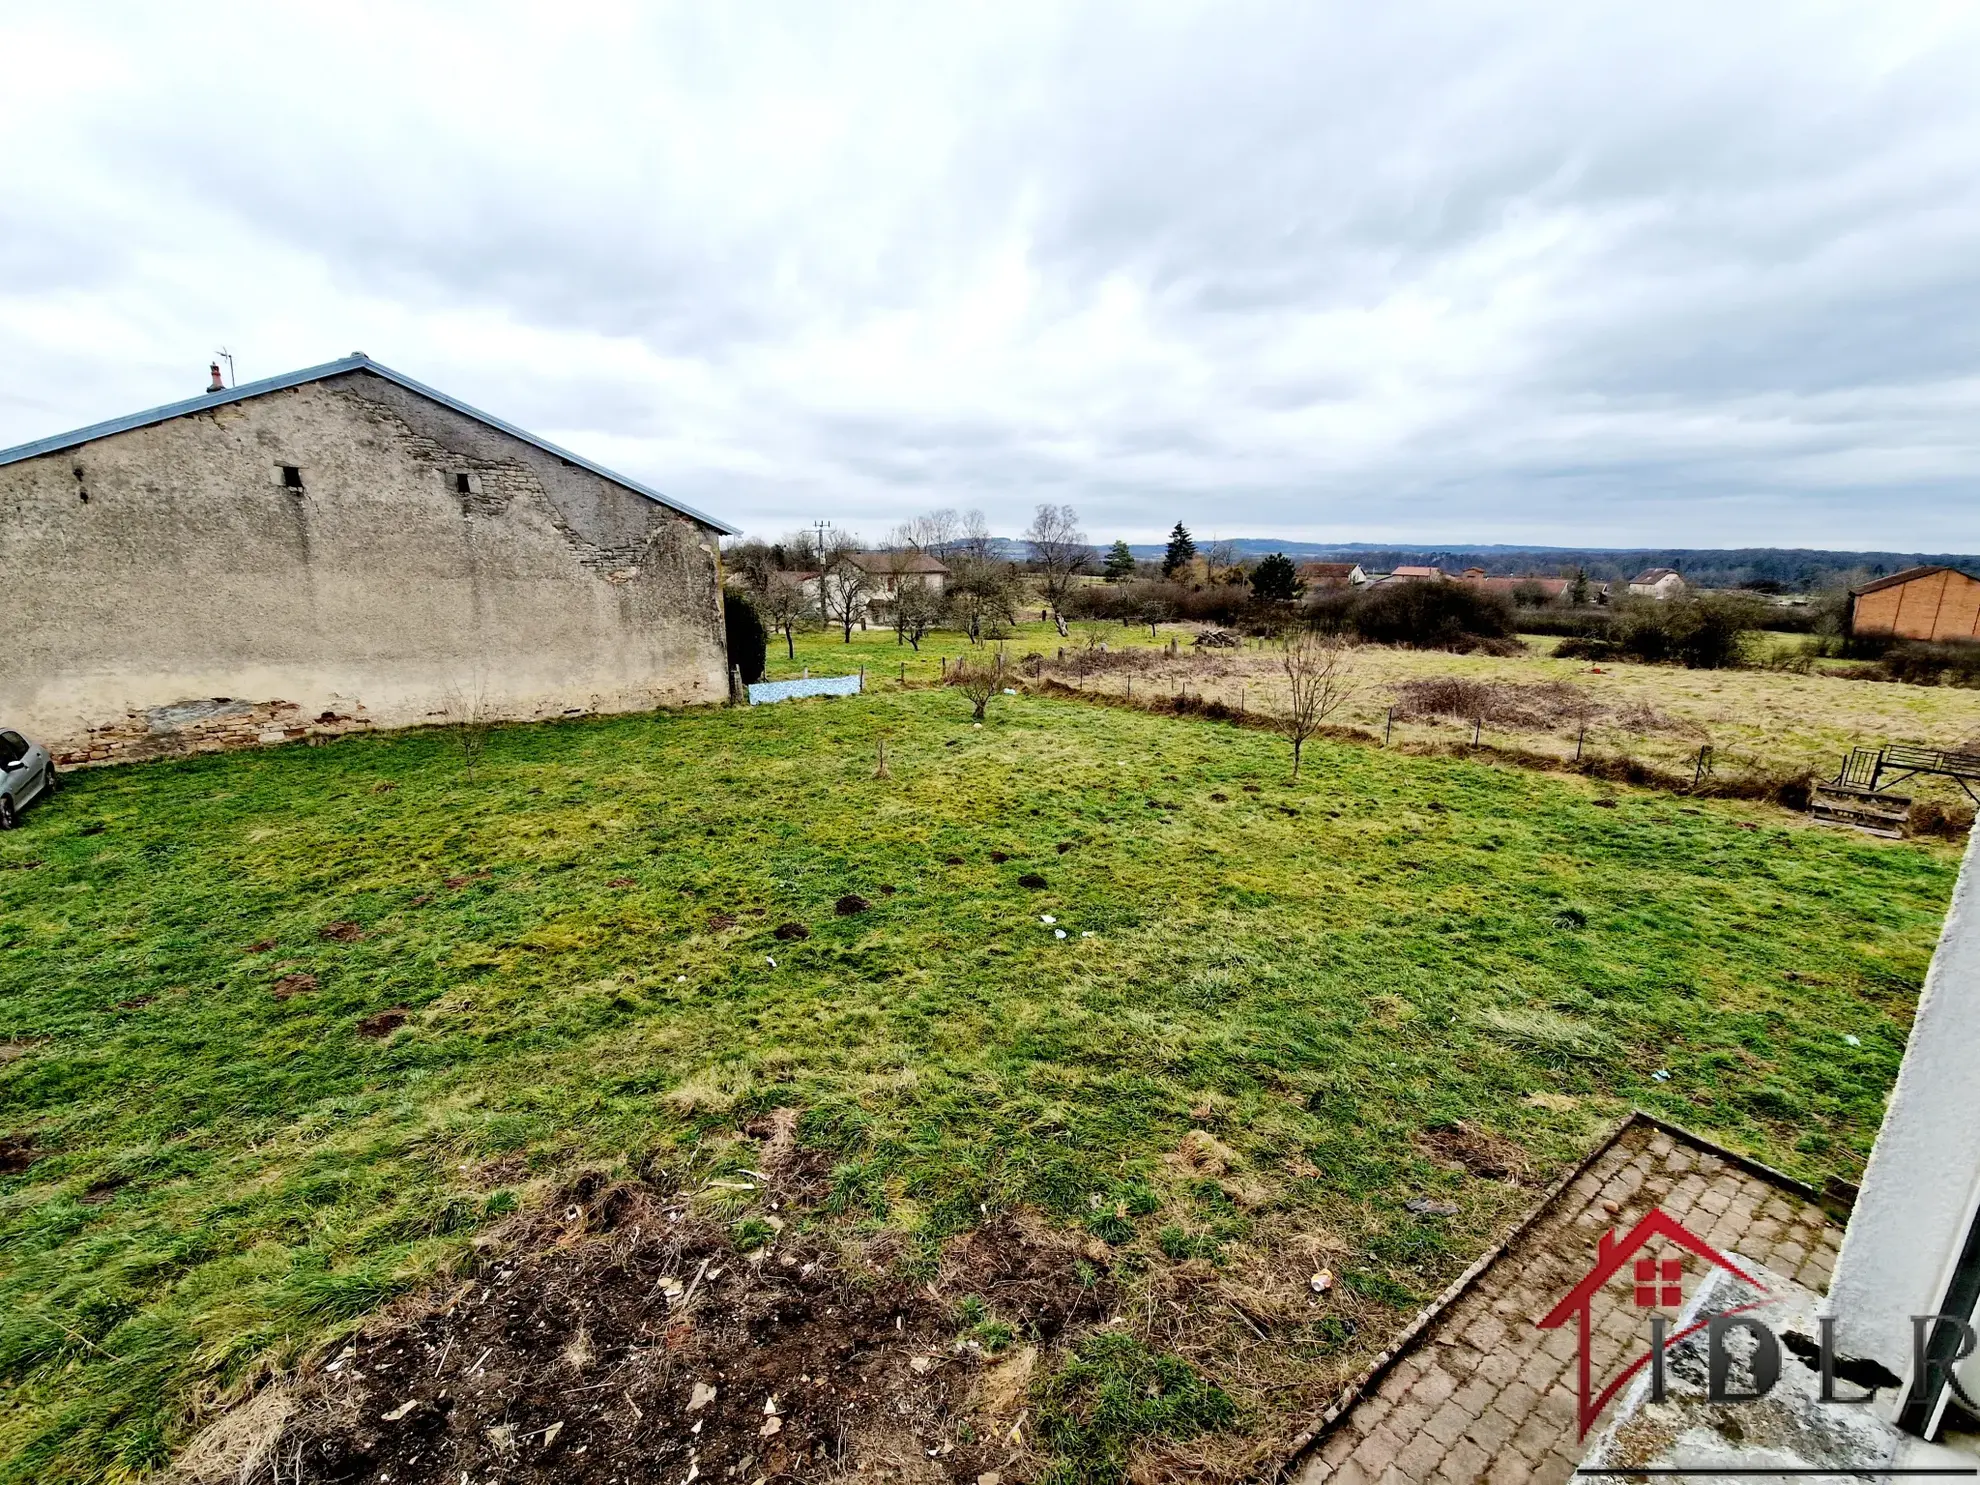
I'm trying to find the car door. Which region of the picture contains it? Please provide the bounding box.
[0,732,34,802]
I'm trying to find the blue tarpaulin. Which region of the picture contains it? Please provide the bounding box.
[746,673,864,706]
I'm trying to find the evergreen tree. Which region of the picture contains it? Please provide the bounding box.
[1103,539,1137,581]
[1249,552,1303,605]
[1162,523,1197,578]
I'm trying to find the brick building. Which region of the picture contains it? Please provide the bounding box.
[0,355,737,763]
[1847,565,1980,643]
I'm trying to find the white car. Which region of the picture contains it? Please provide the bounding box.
[0,729,56,829]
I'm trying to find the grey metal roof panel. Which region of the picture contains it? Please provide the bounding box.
[0,353,739,535]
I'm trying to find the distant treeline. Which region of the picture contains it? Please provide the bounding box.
[1117,543,1980,592]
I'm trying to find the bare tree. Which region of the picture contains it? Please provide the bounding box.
[950,656,1002,721]
[955,508,995,564]
[889,508,963,556]
[723,537,779,592]
[819,538,875,642]
[945,558,1019,645]
[750,571,818,659]
[892,577,941,650]
[1023,503,1092,624]
[779,527,825,574]
[440,680,494,782]
[1283,636,1358,780]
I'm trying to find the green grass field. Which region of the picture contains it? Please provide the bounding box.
[0,687,1958,1480]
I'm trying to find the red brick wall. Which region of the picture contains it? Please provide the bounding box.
[1852,570,1980,641]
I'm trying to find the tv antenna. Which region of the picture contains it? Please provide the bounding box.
[214,348,236,388]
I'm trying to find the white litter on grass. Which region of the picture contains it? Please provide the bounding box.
[1843,1034,1861,1046]
[1040,914,1056,925]
[1054,929,1067,939]
[676,975,687,983]
[1081,931,1094,938]
[765,956,777,968]
[1651,1069,1671,1082]
[1002,688,1017,695]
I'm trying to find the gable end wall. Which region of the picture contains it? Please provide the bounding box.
[0,372,728,760]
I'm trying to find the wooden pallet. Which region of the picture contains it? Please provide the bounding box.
[1809,781,1911,838]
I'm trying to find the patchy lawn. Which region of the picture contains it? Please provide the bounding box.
[0,689,1957,1481]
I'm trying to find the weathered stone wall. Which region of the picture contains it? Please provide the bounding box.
[0,371,728,761]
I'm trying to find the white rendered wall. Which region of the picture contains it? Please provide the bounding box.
[1828,829,1980,1416]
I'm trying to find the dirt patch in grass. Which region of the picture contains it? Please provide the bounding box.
[834,894,872,916]
[0,1133,42,1175]
[357,1008,411,1039]
[707,912,739,931]
[1417,1122,1532,1183]
[264,1178,1086,1485]
[270,973,318,1000]
[773,922,811,941]
[318,921,365,943]
[242,939,276,954]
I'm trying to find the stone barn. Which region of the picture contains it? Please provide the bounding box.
[1848,565,1980,644]
[0,355,738,763]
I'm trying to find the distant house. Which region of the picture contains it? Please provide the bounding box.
[846,549,949,620]
[1628,568,1687,600]
[1389,565,1445,582]
[1848,566,1980,643]
[1297,561,1367,589]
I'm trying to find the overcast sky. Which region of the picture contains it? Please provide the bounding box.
[3,3,1978,550]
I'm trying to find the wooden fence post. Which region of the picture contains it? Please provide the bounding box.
[1384,707,1393,745]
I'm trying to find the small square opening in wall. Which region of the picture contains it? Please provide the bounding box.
[281,465,303,489]
[454,472,472,494]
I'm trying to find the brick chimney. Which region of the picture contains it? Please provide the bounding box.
[208,362,225,393]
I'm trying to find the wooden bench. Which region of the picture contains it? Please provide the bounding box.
[1873,744,1980,803]
[1810,747,1911,837]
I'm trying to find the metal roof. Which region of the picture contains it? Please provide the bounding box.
[0,353,738,535]
[1849,564,1971,596]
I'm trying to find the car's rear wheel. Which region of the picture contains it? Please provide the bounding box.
[0,796,15,830]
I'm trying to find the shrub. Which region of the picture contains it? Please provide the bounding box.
[722,591,768,686]
[1872,641,1980,688]
[1517,609,1615,639]
[1611,593,1762,669]
[1351,582,1516,650]
[1553,637,1623,661]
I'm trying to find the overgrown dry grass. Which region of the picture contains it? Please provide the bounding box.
[997,624,1980,812]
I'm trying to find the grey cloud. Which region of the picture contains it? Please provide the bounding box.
[2,2,1978,549]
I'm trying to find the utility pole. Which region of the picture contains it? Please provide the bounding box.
[812,519,834,557]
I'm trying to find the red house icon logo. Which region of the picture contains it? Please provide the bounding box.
[1536,1208,1769,1437]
